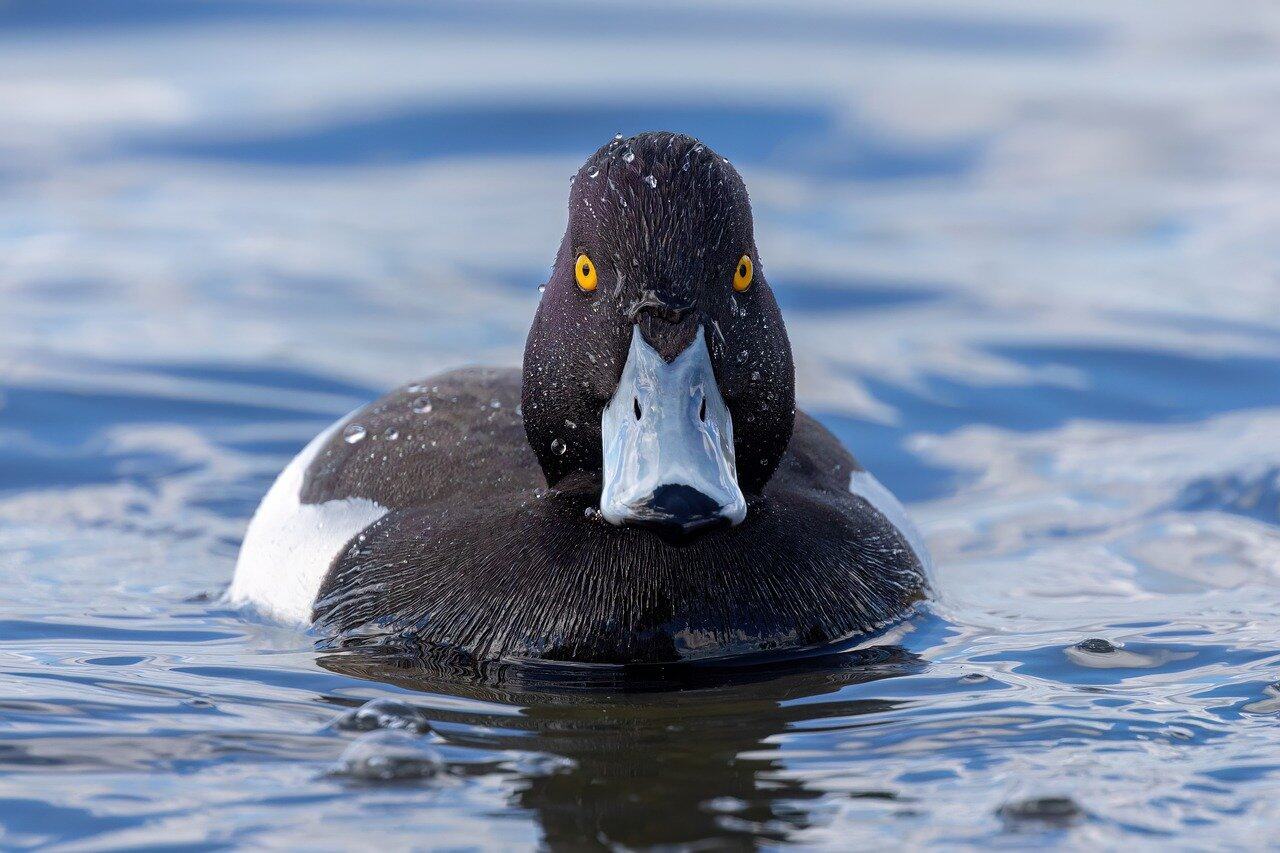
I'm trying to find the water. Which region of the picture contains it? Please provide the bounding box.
[3,0,1280,847]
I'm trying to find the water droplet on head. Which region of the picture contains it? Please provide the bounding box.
[621,148,635,163]
[736,350,749,364]
[551,438,567,455]
[644,174,657,188]
[412,397,433,414]
[588,168,600,178]
[564,419,577,429]
[343,424,367,444]
[383,427,399,440]
[614,132,623,141]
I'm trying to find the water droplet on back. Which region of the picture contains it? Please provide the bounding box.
[644,174,657,188]
[412,397,433,414]
[551,438,567,455]
[343,424,367,444]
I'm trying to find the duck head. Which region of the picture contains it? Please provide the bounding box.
[522,132,794,541]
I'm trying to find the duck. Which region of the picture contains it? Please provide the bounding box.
[229,131,931,666]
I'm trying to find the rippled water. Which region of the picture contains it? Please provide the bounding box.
[4,1,1280,848]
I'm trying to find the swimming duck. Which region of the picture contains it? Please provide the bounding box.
[230,131,930,665]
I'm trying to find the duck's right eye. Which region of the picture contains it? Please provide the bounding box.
[575,254,597,292]
[733,254,753,292]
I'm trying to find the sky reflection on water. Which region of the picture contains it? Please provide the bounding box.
[2,0,1280,848]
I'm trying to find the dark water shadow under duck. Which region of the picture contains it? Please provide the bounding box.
[230,131,931,667]
[318,638,928,848]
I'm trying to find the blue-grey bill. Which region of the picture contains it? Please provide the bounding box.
[599,325,748,531]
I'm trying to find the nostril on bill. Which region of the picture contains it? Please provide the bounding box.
[633,397,642,420]
[699,396,707,422]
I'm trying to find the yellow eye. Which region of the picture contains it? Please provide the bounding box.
[575,253,597,292]
[733,254,753,291]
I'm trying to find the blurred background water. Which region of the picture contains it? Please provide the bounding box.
[3,0,1280,848]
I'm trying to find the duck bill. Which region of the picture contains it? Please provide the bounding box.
[600,325,747,541]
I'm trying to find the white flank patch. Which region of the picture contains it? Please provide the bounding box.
[228,415,387,624]
[848,470,934,575]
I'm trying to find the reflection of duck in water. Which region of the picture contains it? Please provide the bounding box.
[231,131,931,664]
[320,644,924,848]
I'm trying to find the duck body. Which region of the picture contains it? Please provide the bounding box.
[230,132,930,666]
[232,368,929,664]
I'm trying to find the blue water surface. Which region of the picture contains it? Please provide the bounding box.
[2,1,1280,848]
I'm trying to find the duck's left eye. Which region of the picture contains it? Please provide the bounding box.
[575,253,597,292]
[733,254,753,292]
